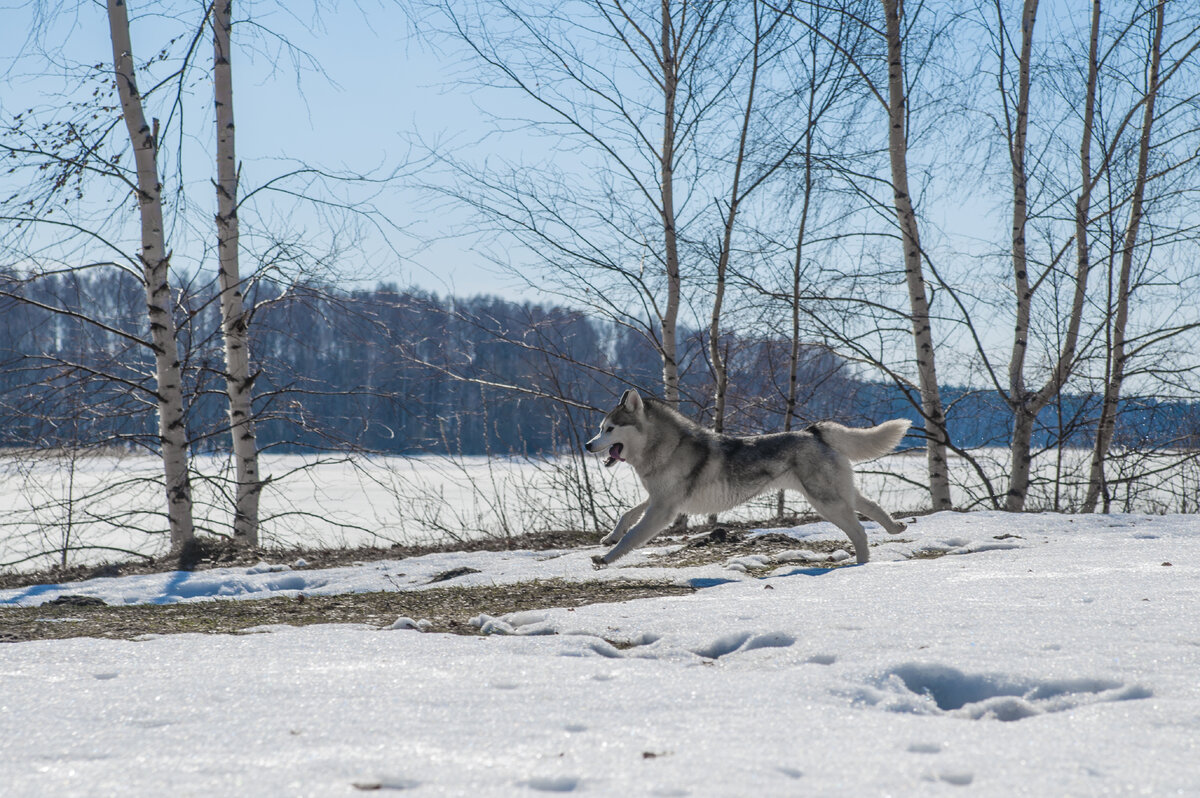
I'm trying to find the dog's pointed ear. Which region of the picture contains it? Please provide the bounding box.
[621,388,643,413]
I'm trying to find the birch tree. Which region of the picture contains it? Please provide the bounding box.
[213,0,262,544]
[1082,0,1175,512]
[961,0,1200,511]
[771,1,869,516]
[708,0,791,432]
[107,0,195,547]
[881,0,952,510]
[957,0,1107,510]
[428,0,736,407]
[996,0,1114,512]
[656,0,685,404]
[998,0,1063,512]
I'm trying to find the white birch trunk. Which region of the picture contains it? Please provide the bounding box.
[659,0,681,405]
[1083,0,1163,513]
[107,0,194,547]
[213,0,262,545]
[708,3,760,434]
[1004,0,1042,511]
[882,0,952,511]
[1007,0,1097,511]
[778,22,821,519]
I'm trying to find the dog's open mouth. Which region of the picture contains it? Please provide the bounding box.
[603,443,624,467]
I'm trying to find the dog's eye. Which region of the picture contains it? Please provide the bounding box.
[605,426,614,433]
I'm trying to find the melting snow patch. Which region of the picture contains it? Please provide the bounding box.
[469,614,515,635]
[725,554,771,572]
[773,549,830,564]
[946,540,1024,556]
[245,561,290,574]
[469,610,560,636]
[727,548,850,572]
[382,617,431,631]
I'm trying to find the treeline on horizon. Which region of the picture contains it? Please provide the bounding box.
[2,269,1198,458]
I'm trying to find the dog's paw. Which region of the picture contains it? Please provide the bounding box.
[590,554,609,570]
[890,521,908,534]
[600,533,618,545]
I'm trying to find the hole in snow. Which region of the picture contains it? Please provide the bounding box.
[691,628,801,657]
[937,770,974,786]
[523,775,581,792]
[805,653,838,666]
[691,631,753,659]
[868,663,1150,721]
[352,776,420,791]
[741,632,796,653]
[691,631,795,659]
[890,664,1035,711]
[907,742,941,754]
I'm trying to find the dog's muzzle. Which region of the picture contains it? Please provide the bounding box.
[585,435,624,467]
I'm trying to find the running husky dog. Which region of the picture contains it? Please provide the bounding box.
[585,389,911,566]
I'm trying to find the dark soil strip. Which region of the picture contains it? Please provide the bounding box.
[0,578,694,644]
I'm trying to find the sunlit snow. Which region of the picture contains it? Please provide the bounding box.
[2,511,1199,796]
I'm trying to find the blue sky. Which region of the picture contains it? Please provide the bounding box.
[0,0,535,299]
[211,2,541,298]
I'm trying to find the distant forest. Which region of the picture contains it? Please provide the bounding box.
[2,269,1198,456]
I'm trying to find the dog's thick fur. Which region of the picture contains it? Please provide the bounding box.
[585,389,911,566]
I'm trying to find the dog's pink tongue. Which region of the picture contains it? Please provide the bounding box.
[603,443,624,468]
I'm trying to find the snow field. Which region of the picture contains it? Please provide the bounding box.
[2,511,1199,796]
[5,447,1200,571]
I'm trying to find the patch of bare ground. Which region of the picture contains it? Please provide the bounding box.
[0,578,694,644]
[0,514,935,644]
[0,528,600,592]
[633,525,913,569]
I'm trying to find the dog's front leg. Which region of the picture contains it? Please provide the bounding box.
[600,500,648,545]
[593,503,678,567]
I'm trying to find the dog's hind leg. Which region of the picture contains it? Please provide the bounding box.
[601,500,648,545]
[594,502,678,566]
[807,496,871,564]
[854,490,907,534]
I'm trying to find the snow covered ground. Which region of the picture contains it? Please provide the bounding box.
[2,511,1199,796]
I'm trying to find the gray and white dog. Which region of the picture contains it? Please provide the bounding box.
[585,389,911,566]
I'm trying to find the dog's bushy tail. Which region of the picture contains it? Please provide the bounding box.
[816,419,911,462]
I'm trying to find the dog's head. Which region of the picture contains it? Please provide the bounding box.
[585,388,646,467]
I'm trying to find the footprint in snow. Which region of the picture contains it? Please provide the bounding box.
[863,662,1153,721]
[523,775,581,792]
[907,742,942,754]
[690,631,795,660]
[352,776,420,791]
[936,770,974,786]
